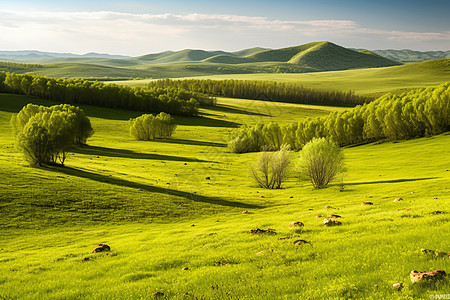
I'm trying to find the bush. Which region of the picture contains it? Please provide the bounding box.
[298,138,344,188]
[129,112,177,141]
[11,104,94,166]
[251,144,290,189]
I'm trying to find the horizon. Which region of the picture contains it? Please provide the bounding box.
[0,0,449,56]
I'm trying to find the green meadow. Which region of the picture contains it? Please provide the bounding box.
[0,92,449,299]
[113,59,450,98]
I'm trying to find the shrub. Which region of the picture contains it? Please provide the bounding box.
[298,138,344,188]
[11,104,93,166]
[251,144,290,189]
[129,112,177,141]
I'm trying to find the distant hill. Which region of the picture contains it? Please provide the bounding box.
[0,50,130,62]
[352,49,450,62]
[0,42,408,79]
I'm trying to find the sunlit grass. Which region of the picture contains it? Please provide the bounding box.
[0,93,448,299]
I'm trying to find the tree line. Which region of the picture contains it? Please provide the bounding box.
[147,79,371,107]
[0,72,216,116]
[11,103,94,166]
[228,81,450,153]
[0,61,43,71]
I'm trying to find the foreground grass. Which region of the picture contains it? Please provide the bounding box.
[0,94,449,299]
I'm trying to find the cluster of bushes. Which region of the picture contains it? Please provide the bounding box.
[11,104,93,166]
[251,139,344,189]
[148,79,370,106]
[129,112,177,140]
[0,72,216,116]
[229,82,450,153]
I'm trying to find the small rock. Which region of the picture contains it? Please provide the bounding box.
[256,250,266,256]
[182,267,189,271]
[166,182,170,185]
[361,202,374,206]
[205,177,210,180]
[289,196,293,198]
[393,198,403,202]
[242,210,249,214]
[153,291,164,297]
[81,257,90,262]
[392,282,403,291]
[289,221,304,228]
[294,240,311,246]
[92,244,110,253]
[410,270,446,283]
[184,163,187,165]
[315,215,323,219]
[183,292,189,296]
[373,284,378,288]
[323,219,341,227]
[191,224,195,227]
[325,205,336,209]
[330,214,341,219]
[250,228,276,235]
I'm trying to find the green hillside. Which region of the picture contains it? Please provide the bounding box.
[3,42,403,80]
[112,58,450,97]
[0,92,448,299]
[287,42,402,71]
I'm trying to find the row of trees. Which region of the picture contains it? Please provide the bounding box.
[229,81,450,153]
[11,104,94,166]
[129,112,177,140]
[0,61,43,72]
[0,72,215,116]
[148,79,370,107]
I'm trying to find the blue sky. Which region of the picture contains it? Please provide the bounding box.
[1,0,449,55]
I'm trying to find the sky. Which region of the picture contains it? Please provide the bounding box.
[0,0,449,56]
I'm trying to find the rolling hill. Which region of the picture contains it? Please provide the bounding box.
[0,42,404,79]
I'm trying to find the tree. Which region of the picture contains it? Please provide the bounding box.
[12,104,93,166]
[251,144,290,189]
[298,138,344,188]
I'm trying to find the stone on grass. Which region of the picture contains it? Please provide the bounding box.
[330,214,341,219]
[250,228,276,235]
[289,221,304,228]
[361,202,374,206]
[92,244,110,253]
[393,198,403,202]
[323,219,341,227]
[410,270,446,283]
[294,240,311,247]
[153,291,164,297]
[242,210,248,214]
[392,282,403,291]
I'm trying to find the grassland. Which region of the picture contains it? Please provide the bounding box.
[0,93,449,299]
[113,59,450,98]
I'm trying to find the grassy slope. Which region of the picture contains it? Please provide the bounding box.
[0,93,449,299]
[111,59,448,97]
[10,42,402,80]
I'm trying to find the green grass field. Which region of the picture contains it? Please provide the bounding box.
[0,93,449,299]
[113,59,450,98]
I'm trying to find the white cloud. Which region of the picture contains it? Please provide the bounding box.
[0,9,448,55]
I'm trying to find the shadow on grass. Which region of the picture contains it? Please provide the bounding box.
[204,104,270,117]
[343,177,439,186]
[175,115,240,128]
[47,165,262,209]
[72,145,218,163]
[152,138,226,148]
